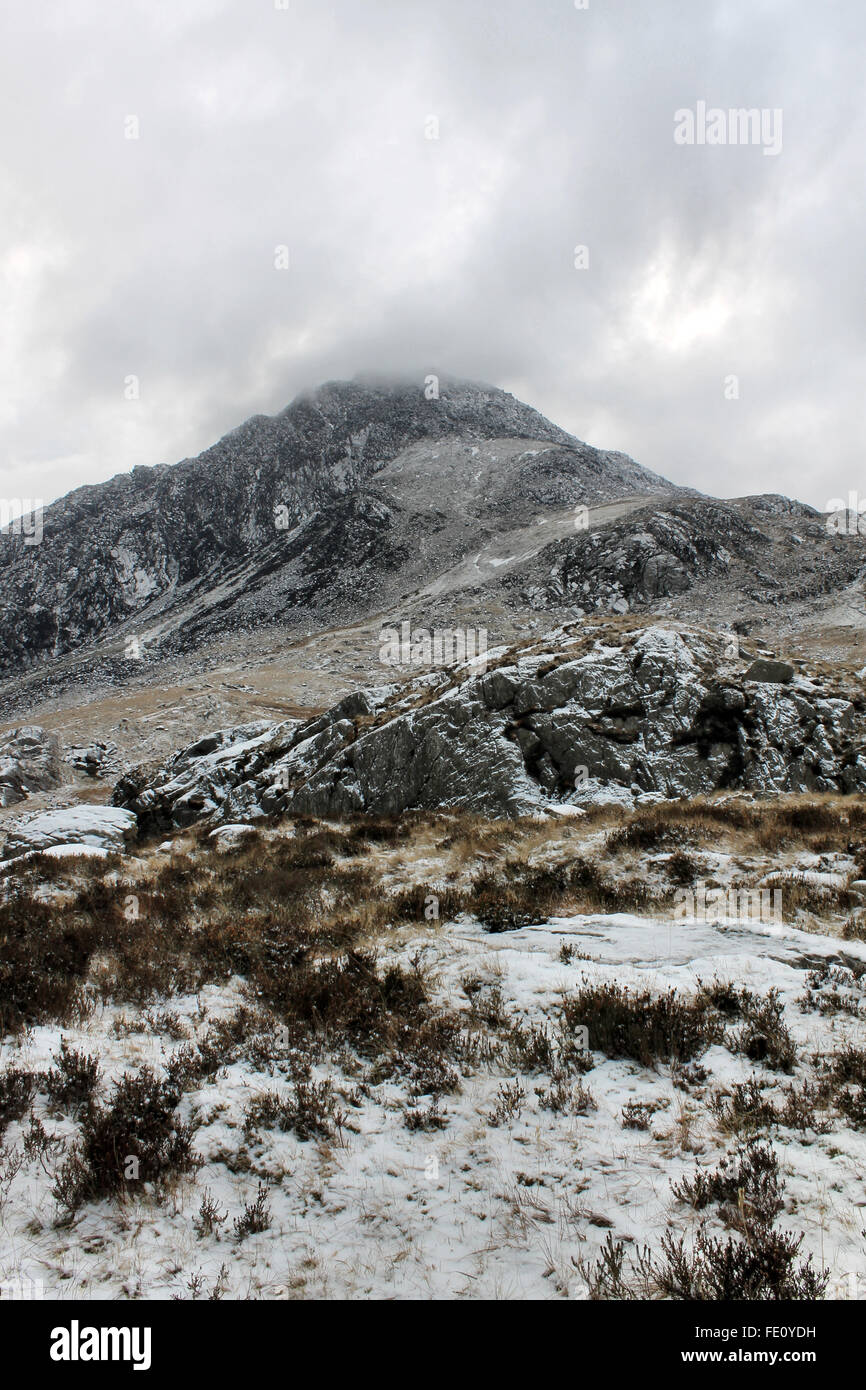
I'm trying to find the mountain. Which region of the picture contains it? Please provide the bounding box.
[2,379,866,1308]
[0,376,676,681]
[1,376,864,774]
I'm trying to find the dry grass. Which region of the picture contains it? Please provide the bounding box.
[3,792,865,1040]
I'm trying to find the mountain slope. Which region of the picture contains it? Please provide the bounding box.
[0,377,677,678]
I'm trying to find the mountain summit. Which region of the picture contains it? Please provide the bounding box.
[0,377,677,680]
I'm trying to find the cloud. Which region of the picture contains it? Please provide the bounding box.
[1,0,863,511]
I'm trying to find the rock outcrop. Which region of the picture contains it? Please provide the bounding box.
[1,805,138,859]
[63,741,121,777]
[0,726,63,807]
[502,496,866,622]
[114,623,866,830]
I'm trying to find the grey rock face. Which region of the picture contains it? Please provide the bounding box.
[0,378,675,682]
[501,495,866,627]
[2,805,138,859]
[512,501,761,613]
[744,658,796,684]
[112,719,299,830]
[63,741,121,777]
[0,726,63,807]
[114,624,866,830]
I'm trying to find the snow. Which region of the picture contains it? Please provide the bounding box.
[1,905,864,1300]
[1,806,137,859]
[11,843,111,865]
[208,824,258,851]
[208,824,257,839]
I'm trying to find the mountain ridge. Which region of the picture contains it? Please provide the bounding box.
[0,376,682,679]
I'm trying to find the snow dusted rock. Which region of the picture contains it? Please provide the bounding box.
[208,823,259,851]
[113,719,298,830]
[1,805,138,859]
[0,726,63,806]
[571,777,636,809]
[744,658,795,684]
[114,623,866,829]
[63,741,121,777]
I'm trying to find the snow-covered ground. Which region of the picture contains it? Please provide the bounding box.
[1,905,864,1301]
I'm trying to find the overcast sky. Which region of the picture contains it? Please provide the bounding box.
[2,0,863,513]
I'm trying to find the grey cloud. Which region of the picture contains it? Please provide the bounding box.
[1,0,864,512]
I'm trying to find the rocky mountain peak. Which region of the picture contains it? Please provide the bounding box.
[0,376,674,688]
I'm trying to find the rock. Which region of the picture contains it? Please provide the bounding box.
[849,880,866,899]
[114,623,866,829]
[0,726,63,806]
[744,658,795,684]
[113,720,296,833]
[2,806,138,860]
[63,742,120,777]
[208,823,259,852]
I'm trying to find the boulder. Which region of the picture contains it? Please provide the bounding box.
[63,742,120,777]
[208,823,259,852]
[0,726,63,806]
[744,658,795,684]
[2,805,138,860]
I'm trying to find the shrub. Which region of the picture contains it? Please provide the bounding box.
[820,1044,866,1087]
[666,850,700,885]
[194,1189,228,1239]
[708,1077,778,1136]
[390,1016,461,1097]
[733,989,797,1072]
[233,1184,271,1241]
[470,871,546,933]
[605,816,690,854]
[251,948,429,1057]
[53,1066,198,1210]
[390,883,464,922]
[505,1022,557,1075]
[0,1067,36,1136]
[672,1140,784,1228]
[560,982,722,1065]
[842,914,866,942]
[621,1100,655,1131]
[45,1040,100,1114]
[404,1097,449,1131]
[243,1081,344,1143]
[0,892,109,1034]
[656,1224,828,1301]
[488,1080,526,1126]
[536,1074,595,1115]
[798,963,864,1018]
